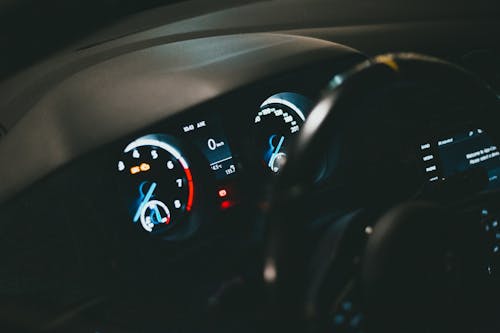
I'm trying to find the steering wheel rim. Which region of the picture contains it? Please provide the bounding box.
[261,53,500,333]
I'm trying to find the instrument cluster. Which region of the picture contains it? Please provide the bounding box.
[116,91,314,240]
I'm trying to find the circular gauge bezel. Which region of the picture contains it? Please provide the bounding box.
[253,92,312,175]
[118,134,201,240]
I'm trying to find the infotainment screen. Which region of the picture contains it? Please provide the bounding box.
[420,128,500,188]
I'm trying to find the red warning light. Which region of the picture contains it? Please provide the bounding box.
[218,189,228,198]
[220,200,233,210]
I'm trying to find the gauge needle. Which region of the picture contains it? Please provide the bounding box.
[268,136,285,168]
[153,205,163,224]
[134,182,157,222]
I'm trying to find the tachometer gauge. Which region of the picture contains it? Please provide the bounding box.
[118,134,195,238]
[254,92,312,174]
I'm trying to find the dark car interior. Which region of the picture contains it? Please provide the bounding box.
[0,1,500,332]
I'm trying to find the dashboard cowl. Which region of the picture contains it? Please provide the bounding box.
[0,33,360,203]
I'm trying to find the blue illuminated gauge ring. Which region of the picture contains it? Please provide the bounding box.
[259,95,306,122]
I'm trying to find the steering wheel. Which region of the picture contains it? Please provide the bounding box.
[262,53,500,333]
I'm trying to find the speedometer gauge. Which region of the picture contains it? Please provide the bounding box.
[118,134,195,238]
[254,92,312,174]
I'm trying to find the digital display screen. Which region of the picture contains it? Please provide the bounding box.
[421,128,500,188]
[181,113,238,180]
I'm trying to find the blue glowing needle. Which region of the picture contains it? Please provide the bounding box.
[268,136,285,168]
[274,136,285,154]
[133,182,157,222]
[153,205,162,224]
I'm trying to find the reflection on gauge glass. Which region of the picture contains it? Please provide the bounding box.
[254,92,312,174]
[118,134,194,236]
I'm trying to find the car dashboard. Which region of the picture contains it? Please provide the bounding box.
[0,1,499,332]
